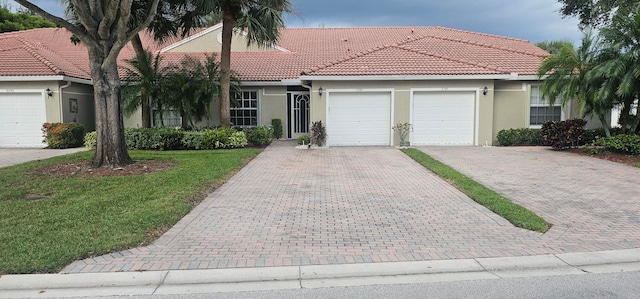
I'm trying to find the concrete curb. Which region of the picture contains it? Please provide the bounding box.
[1,248,640,298]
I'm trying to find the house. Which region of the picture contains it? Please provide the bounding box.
[0,25,584,148]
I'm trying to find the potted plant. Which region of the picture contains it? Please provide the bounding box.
[393,122,412,147]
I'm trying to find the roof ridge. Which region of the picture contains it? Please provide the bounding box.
[424,28,547,58]
[14,36,65,75]
[394,44,508,73]
[432,26,529,43]
[301,44,393,75]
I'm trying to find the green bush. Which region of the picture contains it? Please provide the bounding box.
[594,134,640,155]
[181,131,205,150]
[246,126,273,146]
[84,128,248,151]
[203,127,247,149]
[541,119,586,150]
[581,127,623,144]
[496,128,543,146]
[271,119,283,139]
[42,122,85,149]
[125,128,184,150]
[84,131,97,150]
[297,135,310,145]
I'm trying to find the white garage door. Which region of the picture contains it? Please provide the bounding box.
[328,92,391,146]
[412,91,475,145]
[0,92,47,148]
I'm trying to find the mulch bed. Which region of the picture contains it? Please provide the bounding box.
[565,148,640,167]
[32,160,176,179]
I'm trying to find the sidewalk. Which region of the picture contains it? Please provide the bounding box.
[2,249,640,298]
[0,148,85,168]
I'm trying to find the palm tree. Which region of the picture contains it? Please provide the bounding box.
[121,50,167,126]
[594,6,640,133]
[537,30,613,137]
[196,0,292,127]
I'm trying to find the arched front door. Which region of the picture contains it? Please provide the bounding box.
[289,92,310,138]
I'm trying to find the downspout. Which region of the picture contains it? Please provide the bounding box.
[59,80,72,122]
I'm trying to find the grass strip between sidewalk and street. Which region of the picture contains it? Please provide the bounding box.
[0,149,261,274]
[401,148,550,233]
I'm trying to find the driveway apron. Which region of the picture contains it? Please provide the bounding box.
[63,142,639,273]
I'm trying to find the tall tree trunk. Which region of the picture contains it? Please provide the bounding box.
[219,11,234,127]
[131,34,152,128]
[88,47,133,167]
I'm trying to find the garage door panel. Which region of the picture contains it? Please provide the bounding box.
[328,92,391,146]
[412,91,475,145]
[0,93,47,148]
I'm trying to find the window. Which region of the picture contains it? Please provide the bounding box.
[153,109,182,128]
[530,85,561,126]
[231,91,258,126]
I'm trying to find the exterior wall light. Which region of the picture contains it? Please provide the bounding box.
[46,88,53,97]
[318,87,323,97]
[483,86,488,95]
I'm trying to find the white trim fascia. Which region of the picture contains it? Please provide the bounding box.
[300,74,513,81]
[241,81,291,86]
[0,89,44,93]
[160,24,223,53]
[506,75,543,81]
[0,76,91,85]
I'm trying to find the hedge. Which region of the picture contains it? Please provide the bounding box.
[84,127,248,150]
[42,122,85,149]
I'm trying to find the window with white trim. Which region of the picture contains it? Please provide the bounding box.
[530,85,561,126]
[231,91,258,126]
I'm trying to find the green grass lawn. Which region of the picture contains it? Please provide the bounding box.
[401,148,550,233]
[0,149,261,274]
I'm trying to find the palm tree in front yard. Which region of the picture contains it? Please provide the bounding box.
[537,30,613,137]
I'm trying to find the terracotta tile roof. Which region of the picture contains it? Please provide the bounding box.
[0,26,547,81]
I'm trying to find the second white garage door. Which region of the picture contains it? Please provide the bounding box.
[0,92,47,148]
[328,92,391,146]
[412,91,475,145]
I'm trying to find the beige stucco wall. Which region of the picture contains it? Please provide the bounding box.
[309,80,495,146]
[61,82,95,132]
[258,86,288,133]
[166,27,279,53]
[492,81,528,141]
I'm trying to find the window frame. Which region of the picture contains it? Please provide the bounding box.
[230,90,259,127]
[529,85,563,128]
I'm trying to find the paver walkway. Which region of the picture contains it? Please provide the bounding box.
[62,142,640,273]
[0,148,85,168]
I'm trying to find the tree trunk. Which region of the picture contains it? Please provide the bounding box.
[88,47,133,168]
[219,11,234,127]
[598,114,611,138]
[131,34,152,128]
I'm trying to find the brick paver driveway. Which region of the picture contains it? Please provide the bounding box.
[64,142,640,273]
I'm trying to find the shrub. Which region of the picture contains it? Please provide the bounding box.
[271,119,283,139]
[581,127,623,144]
[181,131,205,150]
[541,119,587,150]
[297,135,310,145]
[310,121,327,146]
[246,126,273,146]
[203,127,247,149]
[84,131,97,150]
[125,128,184,150]
[594,134,640,155]
[42,122,85,149]
[496,128,543,146]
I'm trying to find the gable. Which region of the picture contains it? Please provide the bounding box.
[161,24,284,53]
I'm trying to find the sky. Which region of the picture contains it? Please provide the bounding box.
[16,0,582,45]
